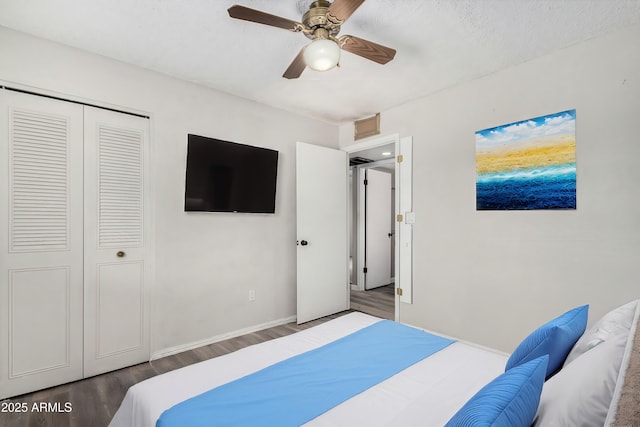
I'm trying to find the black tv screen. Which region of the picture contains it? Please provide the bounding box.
[184,134,279,213]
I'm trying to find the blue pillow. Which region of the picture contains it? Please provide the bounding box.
[505,305,588,379]
[445,355,548,427]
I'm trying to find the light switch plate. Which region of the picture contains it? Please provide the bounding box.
[405,211,416,224]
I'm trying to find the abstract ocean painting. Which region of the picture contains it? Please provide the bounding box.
[476,110,576,210]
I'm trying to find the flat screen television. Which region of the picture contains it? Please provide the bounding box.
[184,134,279,213]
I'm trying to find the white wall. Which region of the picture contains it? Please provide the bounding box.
[340,24,640,352]
[0,26,339,355]
[3,21,639,357]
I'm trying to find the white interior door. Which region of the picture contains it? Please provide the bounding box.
[296,142,349,324]
[83,107,150,377]
[365,169,392,289]
[0,90,84,399]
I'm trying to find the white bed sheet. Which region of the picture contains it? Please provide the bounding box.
[109,313,507,427]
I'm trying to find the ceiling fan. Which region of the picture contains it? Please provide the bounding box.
[227,0,396,79]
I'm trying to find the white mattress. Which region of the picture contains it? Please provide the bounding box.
[109,312,507,427]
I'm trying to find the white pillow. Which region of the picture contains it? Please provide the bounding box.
[563,299,637,366]
[532,331,627,426]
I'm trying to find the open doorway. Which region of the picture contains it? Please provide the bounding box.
[343,133,413,322]
[350,162,395,290]
[344,137,398,321]
[349,160,395,320]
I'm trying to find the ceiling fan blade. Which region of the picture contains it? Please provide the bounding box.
[228,5,303,32]
[338,35,396,65]
[283,48,307,79]
[328,0,365,24]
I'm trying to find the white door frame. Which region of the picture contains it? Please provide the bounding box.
[342,134,413,321]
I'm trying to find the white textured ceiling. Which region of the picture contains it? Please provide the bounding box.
[1,0,639,124]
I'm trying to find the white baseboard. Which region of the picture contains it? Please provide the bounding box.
[151,315,297,360]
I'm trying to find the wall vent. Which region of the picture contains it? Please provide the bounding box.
[354,113,380,140]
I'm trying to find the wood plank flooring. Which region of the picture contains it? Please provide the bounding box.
[0,286,393,427]
[350,284,395,320]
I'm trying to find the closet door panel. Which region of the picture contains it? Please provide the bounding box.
[8,268,71,376]
[83,106,150,377]
[94,261,144,357]
[0,90,84,399]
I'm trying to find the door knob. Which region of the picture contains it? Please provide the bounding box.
[116,251,126,258]
[300,240,309,246]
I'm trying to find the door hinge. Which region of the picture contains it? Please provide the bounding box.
[397,154,404,163]
[363,179,368,185]
[396,287,403,296]
[363,267,368,273]
[396,214,403,222]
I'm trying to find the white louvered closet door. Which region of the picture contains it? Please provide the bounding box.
[0,90,84,399]
[83,106,150,377]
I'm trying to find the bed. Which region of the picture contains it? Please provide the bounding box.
[109,299,640,427]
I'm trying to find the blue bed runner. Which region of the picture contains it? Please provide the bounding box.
[156,319,454,427]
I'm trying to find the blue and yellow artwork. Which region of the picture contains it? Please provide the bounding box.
[476,110,576,210]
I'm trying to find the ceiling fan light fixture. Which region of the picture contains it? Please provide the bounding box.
[303,38,341,71]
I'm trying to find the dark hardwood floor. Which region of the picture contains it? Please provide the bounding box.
[0,286,394,427]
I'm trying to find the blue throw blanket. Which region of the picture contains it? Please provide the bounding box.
[156,319,454,427]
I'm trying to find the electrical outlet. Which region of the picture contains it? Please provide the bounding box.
[248,290,256,302]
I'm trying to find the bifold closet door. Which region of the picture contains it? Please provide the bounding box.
[83,107,150,378]
[1,90,150,398]
[0,90,84,399]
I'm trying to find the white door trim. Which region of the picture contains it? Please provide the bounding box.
[397,136,413,306]
[341,134,400,157]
